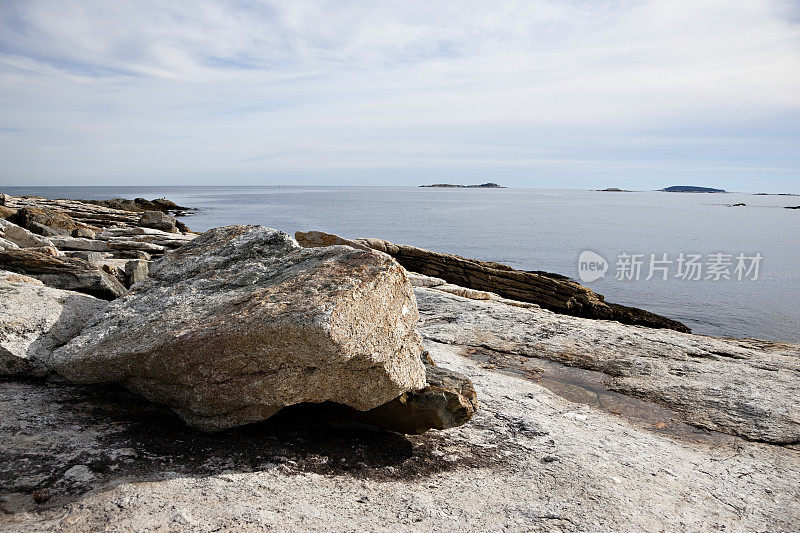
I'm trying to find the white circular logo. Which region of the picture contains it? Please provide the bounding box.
[577,250,608,283]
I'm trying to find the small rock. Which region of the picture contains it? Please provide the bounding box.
[63,465,94,483]
[124,259,149,286]
[72,227,96,239]
[31,489,50,504]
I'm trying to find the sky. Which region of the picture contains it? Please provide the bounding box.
[1,0,799,191]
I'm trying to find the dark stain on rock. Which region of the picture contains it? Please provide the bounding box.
[0,379,513,513]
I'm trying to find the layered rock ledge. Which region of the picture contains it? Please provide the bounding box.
[296,230,690,332]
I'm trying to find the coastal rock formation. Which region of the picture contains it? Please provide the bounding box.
[0,195,197,267]
[295,230,690,332]
[0,250,126,300]
[415,287,800,444]
[52,226,427,431]
[83,197,193,216]
[0,194,191,233]
[0,271,107,377]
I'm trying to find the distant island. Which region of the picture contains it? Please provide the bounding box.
[598,187,634,192]
[661,186,726,193]
[420,182,505,188]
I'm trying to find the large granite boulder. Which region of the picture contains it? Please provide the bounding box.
[0,249,126,299]
[52,225,427,431]
[0,271,107,377]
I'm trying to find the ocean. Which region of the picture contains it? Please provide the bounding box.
[4,186,799,343]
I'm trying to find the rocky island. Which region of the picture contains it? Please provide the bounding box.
[420,182,504,188]
[661,185,726,193]
[1,193,798,531]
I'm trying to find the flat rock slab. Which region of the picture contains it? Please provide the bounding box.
[53,225,426,431]
[0,220,53,249]
[1,345,798,531]
[0,271,107,377]
[0,250,126,300]
[416,287,800,444]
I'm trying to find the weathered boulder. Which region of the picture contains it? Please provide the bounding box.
[52,225,427,431]
[8,207,84,236]
[0,250,126,299]
[0,219,54,249]
[0,206,16,219]
[0,271,107,377]
[296,231,690,332]
[138,211,178,233]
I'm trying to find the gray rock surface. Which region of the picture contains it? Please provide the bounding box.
[0,220,54,249]
[52,226,426,431]
[0,250,127,300]
[415,287,800,444]
[0,271,107,377]
[0,237,20,251]
[1,344,798,531]
[46,237,110,252]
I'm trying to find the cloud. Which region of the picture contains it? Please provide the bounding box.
[1,0,799,189]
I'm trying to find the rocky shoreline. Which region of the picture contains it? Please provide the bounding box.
[1,194,799,531]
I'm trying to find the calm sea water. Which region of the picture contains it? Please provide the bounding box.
[5,186,799,343]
